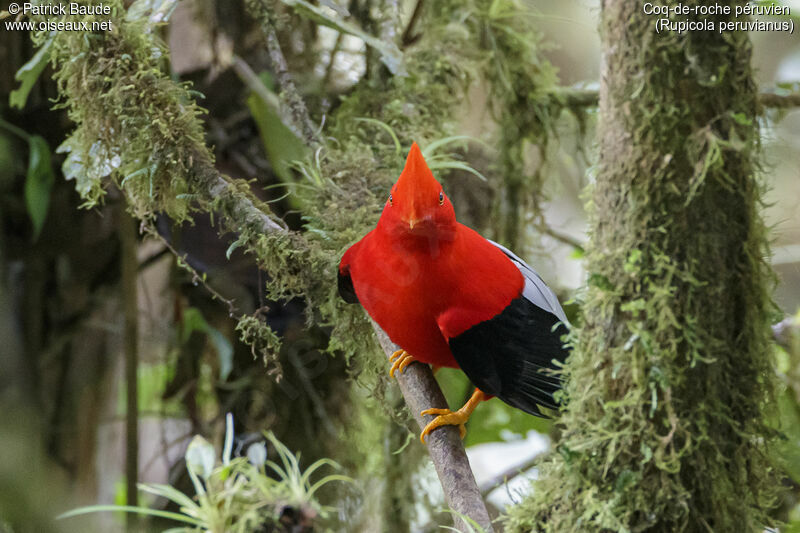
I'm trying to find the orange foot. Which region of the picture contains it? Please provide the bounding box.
[419,389,485,444]
[389,349,418,378]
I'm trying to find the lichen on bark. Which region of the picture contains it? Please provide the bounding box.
[506,2,779,531]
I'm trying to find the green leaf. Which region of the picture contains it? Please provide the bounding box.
[225,239,244,260]
[10,34,55,110]
[222,412,234,466]
[620,298,646,313]
[778,388,800,484]
[246,80,308,184]
[57,505,204,526]
[24,135,54,241]
[421,135,490,158]
[427,160,488,182]
[438,509,489,533]
[353,118,401,156]
[207,328,234,381]
[138,483,199,512]
[623,248,642,273]
[730,111,752,126]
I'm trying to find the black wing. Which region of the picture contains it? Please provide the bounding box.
[338,265,359,304]
[448,248,570,416]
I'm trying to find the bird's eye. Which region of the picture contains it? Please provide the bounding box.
[438,191,444,206]
[389,193,393,206]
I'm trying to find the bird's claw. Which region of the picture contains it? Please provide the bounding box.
[389,349,418,378]
[419,407,468,443]
[418,390,485,444]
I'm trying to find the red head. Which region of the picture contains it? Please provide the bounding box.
[377,143,457,244]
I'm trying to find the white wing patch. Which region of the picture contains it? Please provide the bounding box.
[489,240,570,325]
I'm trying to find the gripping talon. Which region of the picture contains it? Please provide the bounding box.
[419,389,485,444]
[420,409,467,442]
[389,350,418,378]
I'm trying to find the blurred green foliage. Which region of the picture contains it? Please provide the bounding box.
[60,416,351,532]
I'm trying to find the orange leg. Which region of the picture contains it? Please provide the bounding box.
[419,389,485,444]
[389,349,419,378]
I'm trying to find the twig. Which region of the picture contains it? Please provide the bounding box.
[232,55,281,114]
[479,454,539,497]
[401,0,425,47]
[371,323,495,533]
[287,350,338,437]
[535,221,585,253]
[245,0,321,147]
[140,222,238,316]
[551,88,800,110]
[322,31,344,90]
[119,205,140,529]
[759,92,800,109]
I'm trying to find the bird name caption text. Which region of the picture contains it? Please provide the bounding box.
[4,3,113,32]
[643,3,794,34]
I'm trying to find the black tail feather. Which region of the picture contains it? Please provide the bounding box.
[448,295,569,416]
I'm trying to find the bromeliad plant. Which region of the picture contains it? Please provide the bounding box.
[59,414,351,532]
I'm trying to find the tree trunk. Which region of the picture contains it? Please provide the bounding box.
[507,1,778,531]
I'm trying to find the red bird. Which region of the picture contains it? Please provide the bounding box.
[338,143,569,442]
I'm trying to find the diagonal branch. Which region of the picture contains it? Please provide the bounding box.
[372,324,494,533]
[188,148,287,236]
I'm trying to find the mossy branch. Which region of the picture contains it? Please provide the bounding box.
[758,92,800,109]
[552,87,800,110]
[188,148,286,235]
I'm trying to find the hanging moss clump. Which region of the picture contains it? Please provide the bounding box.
[40,0,209,221]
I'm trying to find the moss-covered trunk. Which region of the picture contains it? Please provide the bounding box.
[508,1,778,531]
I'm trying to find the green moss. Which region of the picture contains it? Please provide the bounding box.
[36,2,567,526]
[39,1,207,221]
[506,2,779,532]
[236,314,283,376]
